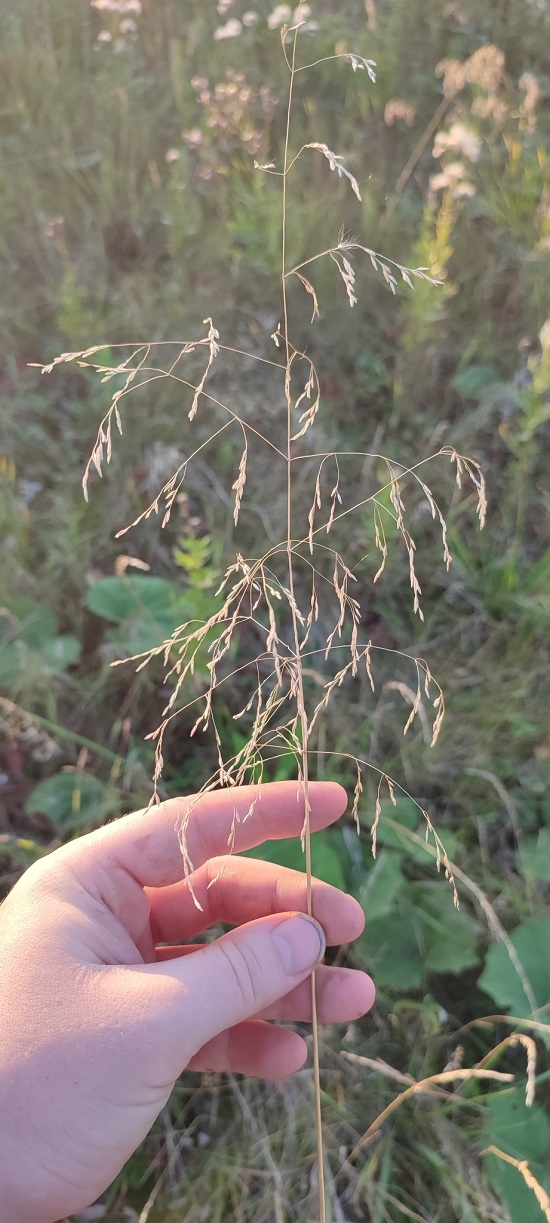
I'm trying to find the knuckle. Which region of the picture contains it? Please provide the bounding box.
[217,938,263,1013]
[11,854,57,896]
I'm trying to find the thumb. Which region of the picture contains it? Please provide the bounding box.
[147,913,326,1057]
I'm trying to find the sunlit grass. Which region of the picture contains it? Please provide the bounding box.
[1,0,550,1219]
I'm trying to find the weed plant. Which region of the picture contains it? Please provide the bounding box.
[2,1,550,1220]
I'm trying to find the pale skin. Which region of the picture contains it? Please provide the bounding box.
[0,780,375,1222]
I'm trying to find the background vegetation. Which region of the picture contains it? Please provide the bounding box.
[1,0,550,1219]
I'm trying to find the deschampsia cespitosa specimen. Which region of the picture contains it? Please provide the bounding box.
[38,15,487,1219]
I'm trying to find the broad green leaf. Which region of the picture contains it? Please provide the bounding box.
[354,849,405,920]
[359,881,480,989]
[0,596,58,646]
[412,881,480,976]
[358,910,424,990]
[39,634,81,671]
[25,772,122,830]
[483,1088,550,1223]
[85,575,182,624]
[246,831,346,891]
[478,912,550,1024]
[371,797,418,847]
[307,835,346,890]
[519,830,550,882]
[86,575,209,657]
[373,801,459,864]
[0,610,80,685]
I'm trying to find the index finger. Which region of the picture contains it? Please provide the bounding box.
[82,781,348,887]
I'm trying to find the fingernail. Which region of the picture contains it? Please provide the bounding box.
[272,914,326,975]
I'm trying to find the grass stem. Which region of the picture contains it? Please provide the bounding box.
[282,24,326,1222]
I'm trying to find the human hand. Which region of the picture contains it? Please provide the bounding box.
[0,780,374,1222]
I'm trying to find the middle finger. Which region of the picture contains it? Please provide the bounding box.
[153,952,375,1023]
[147,855,365,946]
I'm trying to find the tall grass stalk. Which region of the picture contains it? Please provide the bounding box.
[37,15,487,1217]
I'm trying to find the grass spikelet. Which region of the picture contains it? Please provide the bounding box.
[352,764,363,833]
[232,431,248,526]
[188,317,219,421]
[483,1148,550,1221]
[298,141,362,200]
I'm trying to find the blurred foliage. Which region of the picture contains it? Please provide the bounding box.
[1,0,550,1219]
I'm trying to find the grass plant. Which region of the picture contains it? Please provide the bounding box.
[2,1,550,1219]
[34,14,507,1221]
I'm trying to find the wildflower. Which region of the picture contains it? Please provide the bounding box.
[436,45,505,101]
[182,129,203,149]
[433,123,482,162]
[519,72,540,134]
[465,45,505,93]
[91,0,142,12]
[430,161,465,187]
[435,57,466,98]
[452,180,476,198]
[430,160,476,199]
[213,18,242,39]
[384,99,416,127]
[471,95,508,123]
[165,148,181,164]
[267,5,292,29]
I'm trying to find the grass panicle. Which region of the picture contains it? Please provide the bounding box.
[37,15,492,1221]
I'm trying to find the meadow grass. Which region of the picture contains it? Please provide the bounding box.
[1,1,550,1219]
